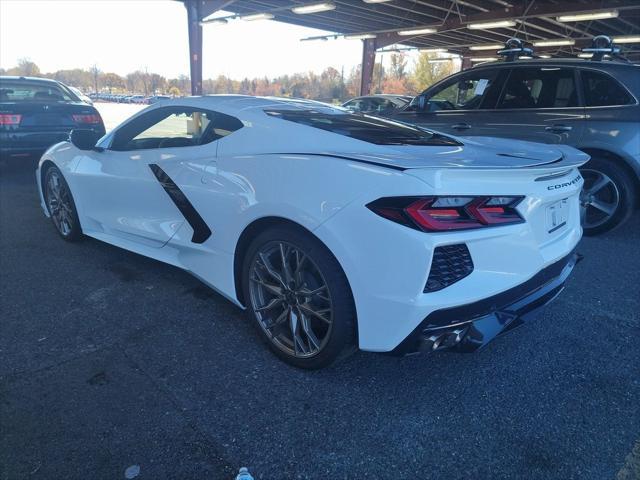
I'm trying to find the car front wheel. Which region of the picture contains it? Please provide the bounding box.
[43,166,82,241]
[242,225,357,369]
[579,157,637,236]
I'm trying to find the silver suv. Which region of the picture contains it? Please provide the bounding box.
[392,58,639,235]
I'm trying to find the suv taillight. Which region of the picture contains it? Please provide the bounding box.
[367,196,524,231]
[0,114,22,126]
[72,113,101,124]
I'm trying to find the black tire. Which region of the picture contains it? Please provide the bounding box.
[241,224,357,369]
[43,165,83,242]
[579,156,637,236]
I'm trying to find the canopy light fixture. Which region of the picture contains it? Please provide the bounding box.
[539,54,551,58]
[292,2,336,14]
[468,20,516,30]
[470,57,498,62]
[557,10,618,22]
[199,18,228,26]
[428,58,453,63]
[397,27,437,36]
[533,39,575,47]
[362,0,392,3]
[578,53,593,58]
[613,35,640,44]
[345,33,377,40]
[420,48,447,53]
[470,44,503,51]
[240,12,274,21]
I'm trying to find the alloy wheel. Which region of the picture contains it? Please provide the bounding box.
[248,241,333,358]
[580,168,620,230]
[45,170,74,236]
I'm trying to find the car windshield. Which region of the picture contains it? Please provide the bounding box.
[264,109,460,146]
[0,80,76,103]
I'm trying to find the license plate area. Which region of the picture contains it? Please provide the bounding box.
[546,198,569,233]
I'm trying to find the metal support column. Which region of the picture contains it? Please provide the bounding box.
[461,57,473,71]
[185,0,203,96]
[359,38,376,96]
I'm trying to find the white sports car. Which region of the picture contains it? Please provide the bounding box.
[36,96,587,369]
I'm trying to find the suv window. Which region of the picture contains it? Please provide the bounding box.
[498,67,578,109]
[581,70,634,107]
[408,70,500,112]
[264,109,461,146]
[111,107,243,151]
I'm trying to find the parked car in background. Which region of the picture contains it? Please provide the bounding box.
[68,86,93,105]
[0,76,105,158]
[391,57,640,235]
[342,94,412,115]
[37,96,586,369]
[148,95,171,104]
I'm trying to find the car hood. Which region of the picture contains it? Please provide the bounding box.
[324,136,589,170]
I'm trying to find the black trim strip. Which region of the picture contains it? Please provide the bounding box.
[272,153,407,171]
[149,164,212,244]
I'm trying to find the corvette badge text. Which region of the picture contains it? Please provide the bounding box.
[547,175,582,191]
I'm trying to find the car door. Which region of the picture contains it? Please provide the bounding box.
[392,68,508,136]
[487,66,586,145]
[73,106,219,247]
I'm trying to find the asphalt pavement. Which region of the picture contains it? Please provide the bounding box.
[0,156,638,480]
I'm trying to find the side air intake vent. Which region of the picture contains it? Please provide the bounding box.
[425,244,474,292]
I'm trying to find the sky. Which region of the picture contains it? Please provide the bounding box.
[0,0,380,80]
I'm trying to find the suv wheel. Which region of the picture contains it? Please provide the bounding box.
[579,157,637,236]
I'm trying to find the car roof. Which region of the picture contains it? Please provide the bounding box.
[470,58,639,69]
[0,75,64,84]
[146,95,342,118]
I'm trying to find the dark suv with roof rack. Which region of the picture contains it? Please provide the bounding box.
[391,55,639,235]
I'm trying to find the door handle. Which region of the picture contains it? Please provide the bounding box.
[545,124,572,132]
[451,123,471,130]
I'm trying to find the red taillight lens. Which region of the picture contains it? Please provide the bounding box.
[367,196,524,232]
[72,113,101,124]
[0,114,22,126]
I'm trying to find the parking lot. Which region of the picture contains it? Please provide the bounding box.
[1,113,639,478]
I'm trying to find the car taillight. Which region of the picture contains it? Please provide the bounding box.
[72,113,101,124]
[0,114,22,126]
[367,196,524,232]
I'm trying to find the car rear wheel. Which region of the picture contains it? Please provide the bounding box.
[242,225,356,369]
[579,157,636,236]
[43,166,82,241]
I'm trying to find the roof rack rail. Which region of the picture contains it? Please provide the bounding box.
[497,38,533,62]
[582,35,628,62]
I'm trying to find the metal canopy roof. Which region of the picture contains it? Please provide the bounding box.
[182,1,640,96]
[197,1,640,59]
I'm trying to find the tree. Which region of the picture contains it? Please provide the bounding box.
[90,65,100,93]
[102,72,125,93]
[7,58,40,76]
[412,53,455,91]
[389,53,408,80]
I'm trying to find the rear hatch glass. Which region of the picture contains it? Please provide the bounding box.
[0,80,77,103]
[264,109,461,146]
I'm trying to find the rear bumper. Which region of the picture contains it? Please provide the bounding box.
[391,249,581,355]
[0,126,105,155]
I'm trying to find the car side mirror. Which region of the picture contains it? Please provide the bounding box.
[417,94,429,111]
[69,129,100,151]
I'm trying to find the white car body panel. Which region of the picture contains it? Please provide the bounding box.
[36,95,588,352]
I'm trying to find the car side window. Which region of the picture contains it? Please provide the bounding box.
[497,67,578,109]
[581,70,634,107]
[409,70,500,112]
[110,107,243,151]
